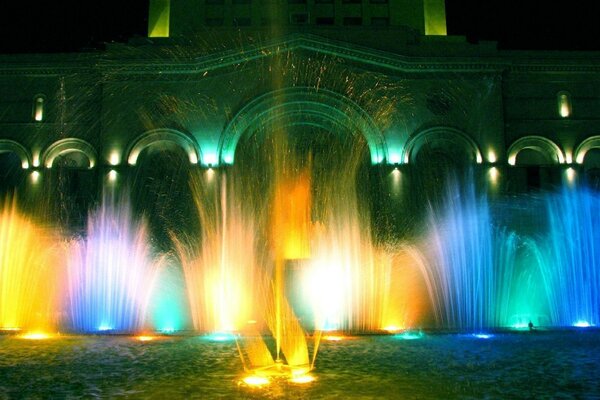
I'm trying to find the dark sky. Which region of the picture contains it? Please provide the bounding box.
[1,1,599,53]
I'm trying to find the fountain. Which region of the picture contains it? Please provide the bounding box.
[66,194,160,333]
[0,197,61,332]
[542,186,600,327]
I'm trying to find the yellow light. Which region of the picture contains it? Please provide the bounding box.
[33,97,44,122]
[508,155,516,166]
[206,168,215,181]
[32,154,40,167]
[109,151,120,166]
[488,150,497,163]
[565,151,573,164]
[289,375,316,384]
[148,0,170,38]
[20,332,51,340]
[576,152,585,164]
[108,170,117,182]
[21,161,29,169]
[324,335,345,341]
[189,152,198,165]
[31,171,40,184]
[566,167,576,182]
[136,335,154,342]
[476,153,483,164]
[558,92,571,118]
[488,167,499,183]
[383,325,402,333]
[242,376,270,386]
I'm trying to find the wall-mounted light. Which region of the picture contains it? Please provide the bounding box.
[30,171,40,184]
[108,170,117,182]
[557,91,572,118]
[487,150,497,164]
[488,167,499,184]
[566,167,576,183]
[109,151,120,166]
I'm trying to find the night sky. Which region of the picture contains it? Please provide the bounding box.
[1,1,599,53]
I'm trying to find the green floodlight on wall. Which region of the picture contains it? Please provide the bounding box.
[424,0,447,36]
[148,0,170,38]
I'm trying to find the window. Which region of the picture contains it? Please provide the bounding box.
[371,17,389,26]
[233,17,251,26]
[205,18,224,26]
[33,95,45,122]
[557,91,572,118]
[343,17,362,26]
[290,12,309,25]
[316,17,334,25]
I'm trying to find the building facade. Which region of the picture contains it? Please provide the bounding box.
[1,0,600,220]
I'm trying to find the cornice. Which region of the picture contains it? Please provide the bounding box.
[1,34,600,77]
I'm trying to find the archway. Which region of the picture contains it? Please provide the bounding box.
[219,87,386,165]
[127,129,202,166]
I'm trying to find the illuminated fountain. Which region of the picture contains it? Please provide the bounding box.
[66,195,160,333]
[424,179,521,331]
[542,186,600,327]
[0,197,62,333]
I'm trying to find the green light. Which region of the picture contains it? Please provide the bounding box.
[394,330,424,340]
[148,0,170,38]
[424,0,447,35]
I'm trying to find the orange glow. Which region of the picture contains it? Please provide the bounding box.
[323,335,345,341]
[272,169,311,260]
[289,374,316,384]
[136,335,155,341]
[242,376,270,386]
[383,326,403,333]
[20,332,52,340]
[0,198,63,332]
[380,248,432,331]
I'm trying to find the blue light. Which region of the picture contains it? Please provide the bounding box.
[205,332,236,342]
[394,331,424,340]
[472,333,493,339]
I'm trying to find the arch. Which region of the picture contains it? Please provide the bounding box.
[127,129,201,166]
[507,136,565,166]
[42,138,98,169]
[402,127,483,165]
[574,136,600,164]
[0,140,31,169]
[219,87,387,165]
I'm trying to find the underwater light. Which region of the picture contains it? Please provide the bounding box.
[0,327,21,332]
[323,335,345,341]
[395,331,424,340]
[97,325,113,332]
[20,332,51,340]
[289,375,315,384]
[511,323,529,330]
[136,335,155,342]
[383,325,403,333]
[206,332,236,342]
[160,327,175,334]
[242,376,270,386]
[573,321,593,328]
[472,333,493,339]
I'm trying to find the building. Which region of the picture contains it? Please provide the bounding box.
[1,0,600,231]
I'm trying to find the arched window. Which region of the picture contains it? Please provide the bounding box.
[32,95,45,122]
[557,91,571,118]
